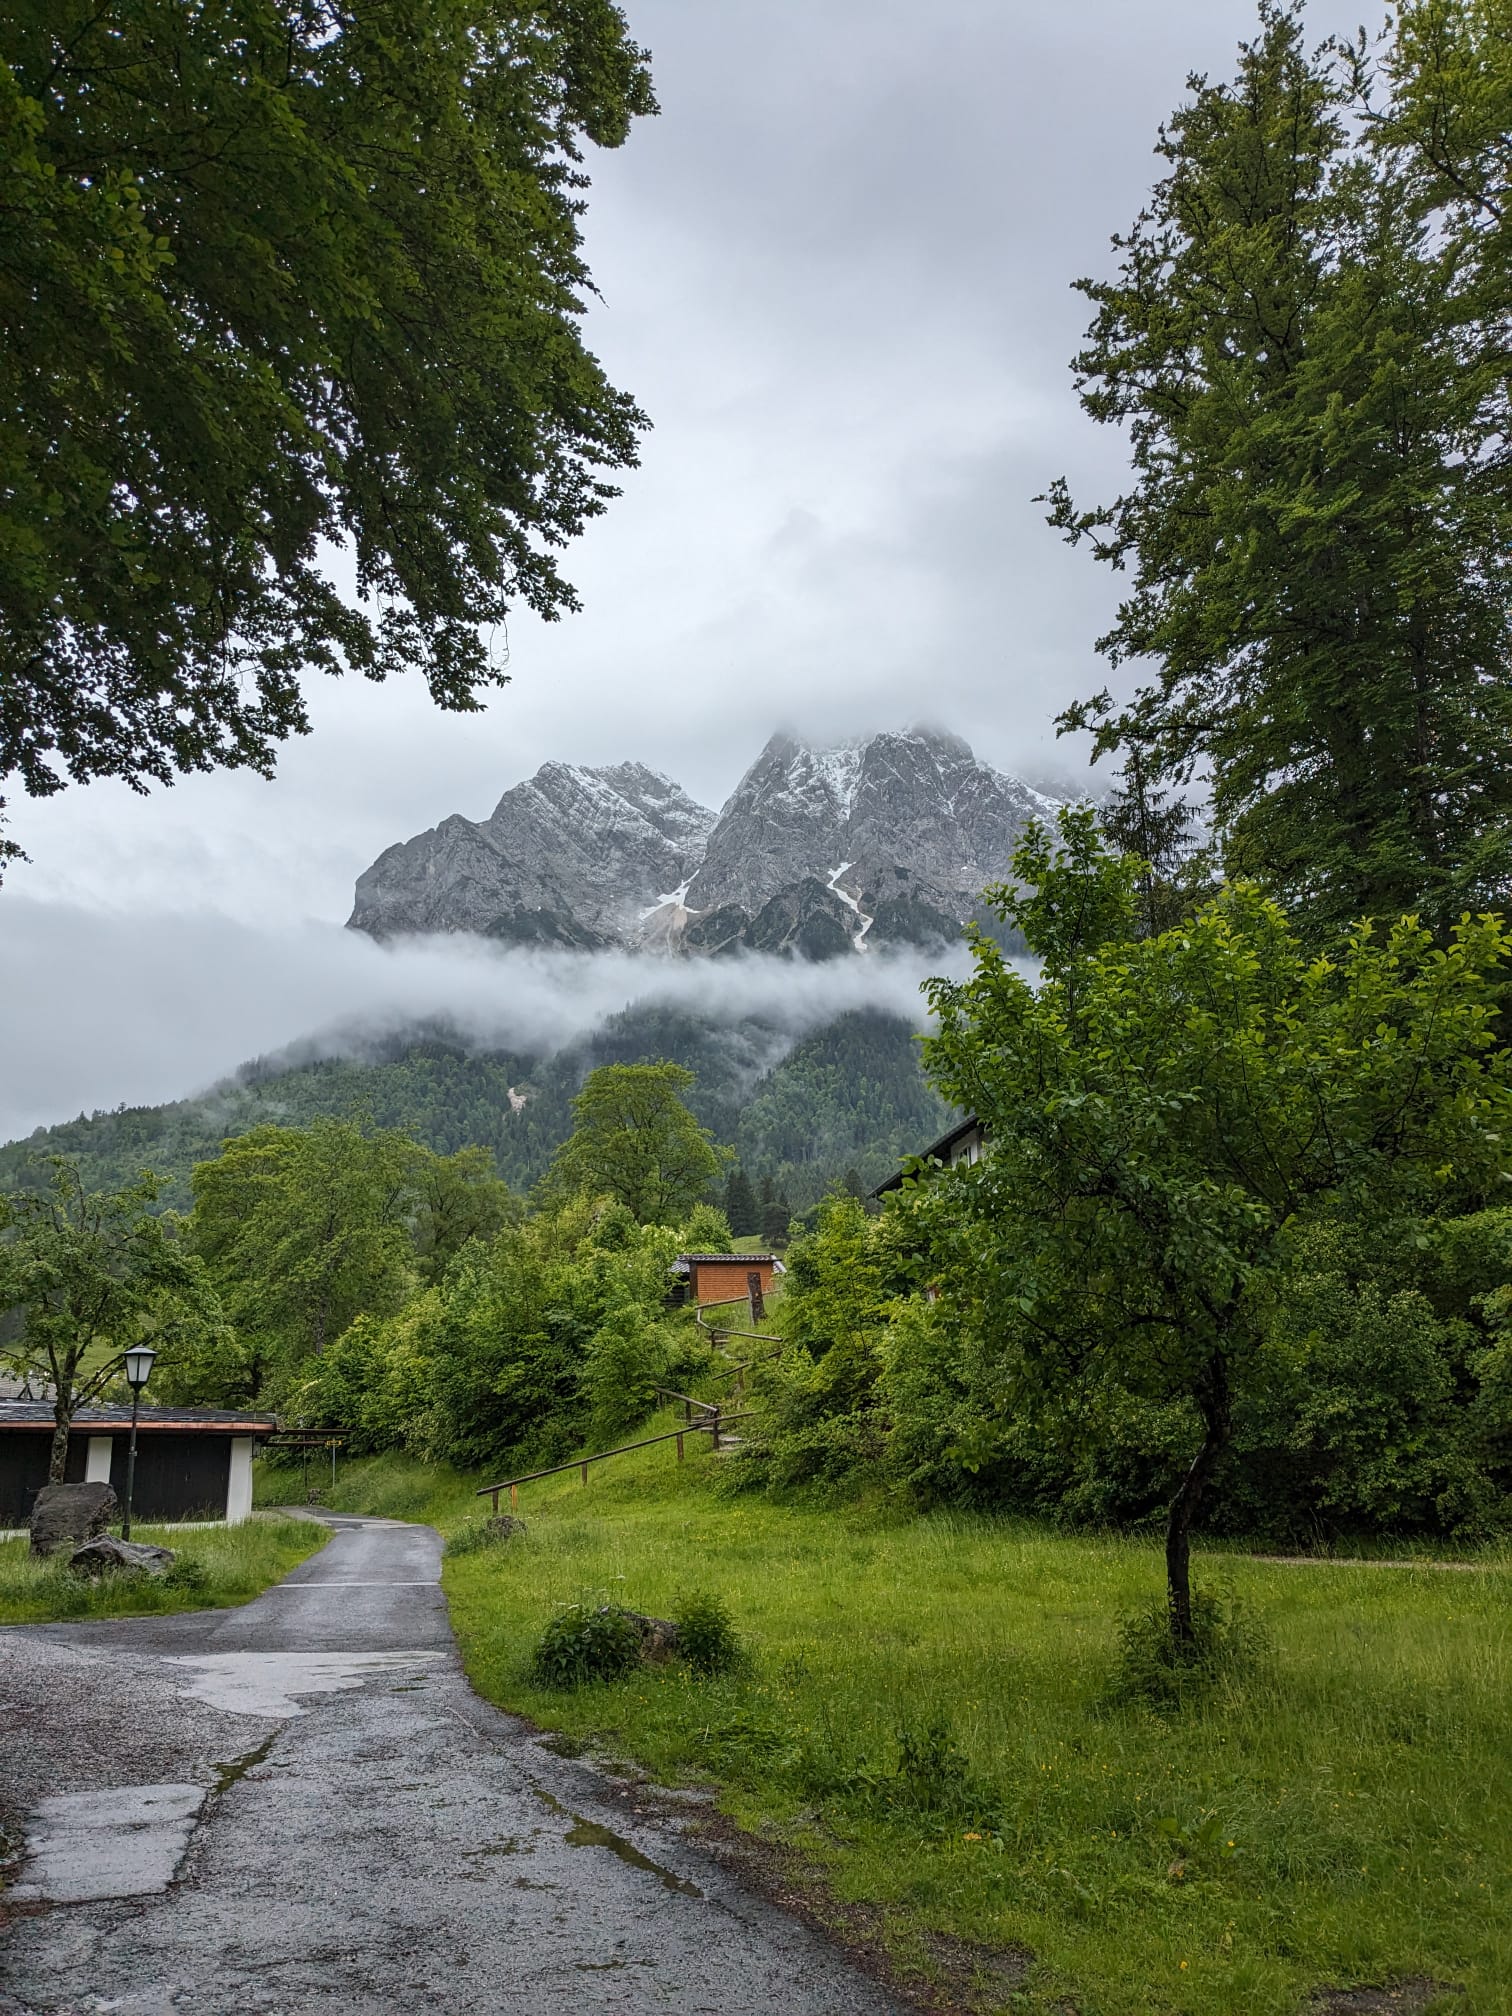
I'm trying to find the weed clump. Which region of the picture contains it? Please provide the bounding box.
[530,1602,644,1689]
[446,1515,527,1559]
[674,1591,741,1675]
[162,1556,211,1595]
[889,1714,1002,1831]
[1106,1587,1272,1710]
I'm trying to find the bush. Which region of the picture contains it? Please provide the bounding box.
[1106,1586,1272,1711]
[530,1601,644,1689]
[674,1590,741,1675]
[888,1713,1001,1829]
[581,1310,682,1439]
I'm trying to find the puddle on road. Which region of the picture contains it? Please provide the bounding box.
[563,1818,703,1897]
[167,1650,445,1717]
[212,1733,279,1795]
[529,1776,702,1896]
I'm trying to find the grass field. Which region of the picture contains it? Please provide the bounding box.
[289,1437,1508,2016]
[0,1513,326,1625]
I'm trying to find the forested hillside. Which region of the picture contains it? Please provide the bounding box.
[0,1006,952,1213]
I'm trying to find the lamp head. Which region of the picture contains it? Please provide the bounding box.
[123,1344,156,1394]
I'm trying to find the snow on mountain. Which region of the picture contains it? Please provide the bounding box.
[347,762,717,947]
[348,729,1067,958]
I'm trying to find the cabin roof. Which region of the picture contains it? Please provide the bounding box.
[673,1253,776,1269]
[0,1403,279,1435]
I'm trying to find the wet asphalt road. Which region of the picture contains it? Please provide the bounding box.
[0,1516,903,2015]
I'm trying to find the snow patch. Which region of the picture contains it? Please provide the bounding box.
[638,877,692,922]
[826,864,876,952]
[803,743,866,818]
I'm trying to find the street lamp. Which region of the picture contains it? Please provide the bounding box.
[121,1345,156,1540]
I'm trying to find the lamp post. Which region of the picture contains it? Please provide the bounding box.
[121,1344,156,1540]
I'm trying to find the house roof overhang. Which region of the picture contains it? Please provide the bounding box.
[871,1114,983,1198]
[0,1404,280,1435]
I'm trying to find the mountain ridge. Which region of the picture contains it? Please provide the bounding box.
[0,1006,953,1218]
[348,727,1065,957]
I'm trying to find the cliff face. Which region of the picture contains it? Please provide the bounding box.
[347,761,718,946]
[349,730,1064,956]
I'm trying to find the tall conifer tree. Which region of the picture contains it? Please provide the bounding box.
[1049,1,1512,935]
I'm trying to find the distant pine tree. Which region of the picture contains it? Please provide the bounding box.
[759,1182,792,1249]
[724,1167,760,1237]
[1100,747,1204,938]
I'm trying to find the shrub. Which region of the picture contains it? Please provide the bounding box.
[674,1590,741,1675]
[582,1310,680,1439]
[530,1601,644,1689]
[888,1713,1001,1829]
[1106,1586,1272,1711]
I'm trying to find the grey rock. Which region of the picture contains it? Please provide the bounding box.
[742,877,860,960]
[680,901,755,958]
[622,1610,682,1662]
[30,1481,117,1559]
[483,1515,528,1542]
[682,733,862,917]
[348,760,717,944]
[68,1536,176,1576]
[688,728,1063,928]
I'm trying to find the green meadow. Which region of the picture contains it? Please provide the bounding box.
[310,1436,1510,2016]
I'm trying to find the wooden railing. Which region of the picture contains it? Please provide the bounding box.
[476,1409,754,1512]
[474,1292,783,1512]
[694,1289,785,1348]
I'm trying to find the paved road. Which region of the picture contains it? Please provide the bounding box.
[0,1517,903,2015]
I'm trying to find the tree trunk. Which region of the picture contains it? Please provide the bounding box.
[1165,1355,1232,1651]
[48,1405,72,1486]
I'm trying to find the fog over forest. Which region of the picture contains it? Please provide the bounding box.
[0,898,977,1143]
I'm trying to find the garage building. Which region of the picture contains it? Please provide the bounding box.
[0,1403,277,1527]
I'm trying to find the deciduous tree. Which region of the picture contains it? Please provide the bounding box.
[548,1063,726,1225]
[0,0,655,863]
[923,809,1512,1647]
[189,1120,419,1385]
[0,1160,227,1481]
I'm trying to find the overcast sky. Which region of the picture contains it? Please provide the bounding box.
[0,0,1379,1138]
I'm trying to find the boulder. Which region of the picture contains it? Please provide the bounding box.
[623,1610,681,1663]
[68,1536,176,1577]
[483,1515,528,1543]
[29,1481,118,1559]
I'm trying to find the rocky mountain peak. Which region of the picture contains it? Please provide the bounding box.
[348,728,1065,957]
[348,760,716,946]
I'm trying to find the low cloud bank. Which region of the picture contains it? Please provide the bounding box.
[0,899,978,1145]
